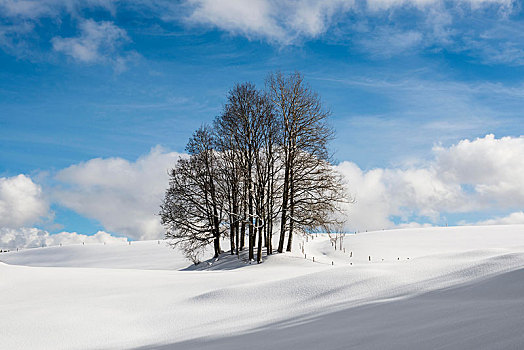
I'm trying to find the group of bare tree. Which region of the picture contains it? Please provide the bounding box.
[160,72,347,264]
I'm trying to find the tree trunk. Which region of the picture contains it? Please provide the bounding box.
[213,231,220,257]
[213,204,221,256]
[267,199,273,255]
[229,217,235,255]
[240,194,246,250]
[286,166,295,252]
[257,217,263,263]
[278,161,290,253]
[286,205,294,252]
[263,222,267,247]
[248,187,254,261]
[240,220,245,250]
[267,163,274,255]
[249,227,255,261]
[235,220,240,255]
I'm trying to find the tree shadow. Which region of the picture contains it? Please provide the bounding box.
[182,249,266,271]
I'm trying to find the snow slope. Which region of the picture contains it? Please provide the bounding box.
[0,240,193,270]
[1,225,524,349]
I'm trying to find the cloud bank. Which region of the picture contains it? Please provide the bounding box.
[473,211,524,225]
[1,135,522,244]
[47,134,524,237]
[339,134,524,231]
[0,227,127,250]
[53,146,182,240]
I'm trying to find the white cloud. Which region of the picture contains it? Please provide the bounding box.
[0,21,38,58]
[396,222,434,228]
[459,20,524,66]
[183,0,513,45]
[180,0,524,67]
[338,134,524,231]
[0,227,127,250]
[0,1,123,62]
[51,19,130,66]
[1,0,520,65]
[48,135,524,237]
[357,28,423,58]
[337,163,394,231]
[3,135,520,240]
[0,0,57,19]
[285,0,353,37]
[366,0,436,11]
[472,211,524,225]
[0,0,116,19]
[0,174,49,228]
[186,0,285,41]
[434,134,524,207]
[366,0,512,11]
[185,0,351,44]
[53,146,183,240]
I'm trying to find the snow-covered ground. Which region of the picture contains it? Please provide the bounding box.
[2,225,524,349]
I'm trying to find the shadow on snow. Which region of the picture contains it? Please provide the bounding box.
[133,268,524,350]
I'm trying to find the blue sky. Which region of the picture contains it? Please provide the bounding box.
[1,0,524,246]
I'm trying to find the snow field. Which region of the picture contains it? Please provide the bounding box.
[1,225,524,349]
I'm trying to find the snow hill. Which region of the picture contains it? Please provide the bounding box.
[2,225,524,349]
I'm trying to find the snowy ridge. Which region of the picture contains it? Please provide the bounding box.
[1,225,524,349]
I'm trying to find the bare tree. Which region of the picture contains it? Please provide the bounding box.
[161,72,349,264]
[327,223,346,251]
[252,92,280,262]
[267,71,342,252]
[215,83,283,262]
[160,125,223,258]
[292,151,348,242]
[214,118,242,256]
[215,83,261,261]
